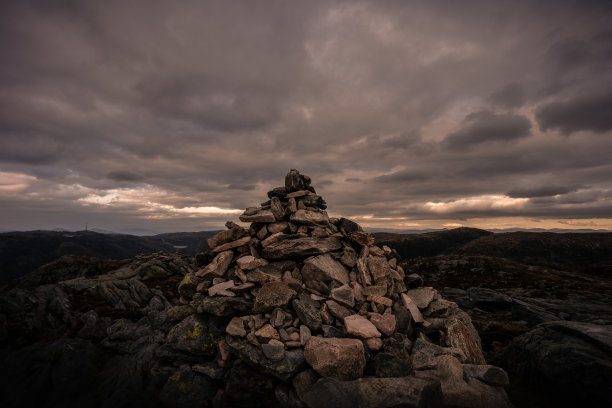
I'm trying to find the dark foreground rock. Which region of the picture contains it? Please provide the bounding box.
[0,171,512,408]
[496,321,612,406]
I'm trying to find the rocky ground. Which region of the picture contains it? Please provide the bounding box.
[0,170,610,407]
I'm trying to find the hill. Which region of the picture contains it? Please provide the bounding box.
[0,230,217,284]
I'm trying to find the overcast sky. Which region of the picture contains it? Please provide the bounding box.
[1,0,612,234]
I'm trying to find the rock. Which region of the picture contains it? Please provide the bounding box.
[325,300,353,321]
[340,247,357,268]
[444,318,486,365]
[463,364,509,387]
[347,231,375,247]
[268,221,289,234]
[300,325,312,345]
[512,297,561,324]
[287,190,313,198]
[226,317,247,337]
[302,376,442,408]
[178,273,198,298]
[366,352,411,377]
[159,365,217,408]
[323,325,346,338]
[330,284,355,308]
[290,209,330,226]
[302,254,349,285]
[366,256,390,284]
[363,338,382,351]
[208,226,248,249]
[292,294,322,331]
[362,285,387,297]
[196,250,234,278]
[270,197,286,220]
[196,296,253,317]
[236,255,268,270]
[212,236,251,252]
[369,313,396,336]
[239,209,276,223]
[192,362,226,380]
[253,281,297,313]
[344,314,381,338]
[338,217,361,234]
[285,169,311,193]
[304,337,366,380]
[262,236,342,260]
[406,287,436,309]
[498,321,612,406]
[268,186,287,199]
[166,315,218,357]
[401,293,424,324]
[226,336,306,381]
[208,280,235,296]
[411,337,467,370]
[293,369,320,401]
[262,339,285,362]
[356,258,372,286]
[467,287,512,307]
[270,308,294,328]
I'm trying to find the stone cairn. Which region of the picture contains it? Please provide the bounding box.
[178,170,511,407]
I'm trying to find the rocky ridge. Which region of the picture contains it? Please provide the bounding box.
[0,170,512,407]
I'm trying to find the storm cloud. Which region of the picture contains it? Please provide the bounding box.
[1,0,612,233]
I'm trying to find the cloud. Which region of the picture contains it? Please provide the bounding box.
[535,91,612,134]
[1,0,611,232]
[442,110,532,148]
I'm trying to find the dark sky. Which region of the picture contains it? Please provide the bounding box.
[1,0,612,233]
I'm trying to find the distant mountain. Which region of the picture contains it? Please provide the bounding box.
[0,230,218,284]
[375,228,612,276]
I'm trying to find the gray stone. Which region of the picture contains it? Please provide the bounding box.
[444,318,486,365]
[406,287,436,309]
[401,293,424,324]
[236,255,268,270]
[166,315,218,357]
[262,236,342,260]
[366,256,390,284]
[290,209,330,225]
[270,308,294,328]
[253,281,297,313]
[226,317,247,337]
[208,280,235,296]
[239,209,276,223]
[302,254,349,285]
[196,250,234,278]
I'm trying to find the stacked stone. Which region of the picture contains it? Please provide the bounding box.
[178,170,511,407]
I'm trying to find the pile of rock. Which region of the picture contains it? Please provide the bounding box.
[178,170,511,407]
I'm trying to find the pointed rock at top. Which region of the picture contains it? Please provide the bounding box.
[285,169,314,193]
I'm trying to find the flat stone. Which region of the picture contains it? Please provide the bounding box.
[255,324,280,340]
[369,313,396,336]
[262,236,342,260]
[362,285,387,297]
[356,258,372,286]
[208,227,248,249]
[253,281,297,313]
[226,317,247,337]
[401,293,424,324]
[208,280,235,296]
[348,231,375,246]
[344,314,381,338]
[267,221,289,234]
[262,339,285,362]
[406,287,436,309]
[229,282,256,293]
[302,254,349,285]
[369,295,392,307]
[290,209,330,225]
[212,236,251,253]
[239,209,276,223]
[236,255,268,270]
[304,337,366,380]
[260,232,285,247]
[330,284,355,308]
[286,190,313,198]
[196,250,234,278]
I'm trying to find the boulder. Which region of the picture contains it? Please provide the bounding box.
[304,337,366,380]
[302,254,349,285]
[196,250,234,278]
